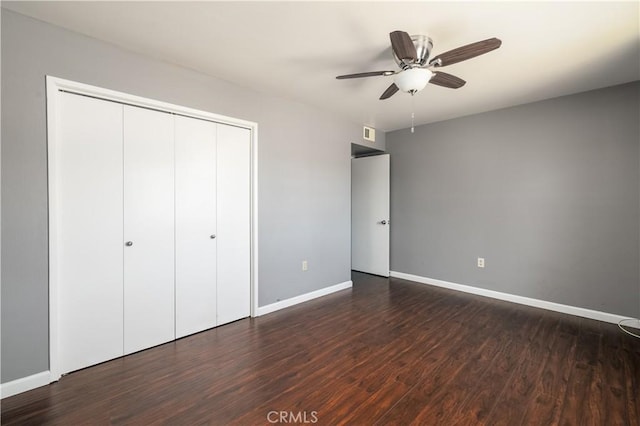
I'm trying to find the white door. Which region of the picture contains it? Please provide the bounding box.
[216,124,251,325]
[351,154,390,277]
[175,116,218,338]
[56,93,124,374]
[123,106,175,354]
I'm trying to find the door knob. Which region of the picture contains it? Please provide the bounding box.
[125,241,133,246]
[380,220,387,225]
[210,234,216,239]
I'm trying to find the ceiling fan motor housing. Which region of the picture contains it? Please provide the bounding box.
[393,35,433,68]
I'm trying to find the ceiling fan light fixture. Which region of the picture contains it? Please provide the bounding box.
[393,68,433,94]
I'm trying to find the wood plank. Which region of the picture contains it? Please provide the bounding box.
[375,302,537,424]
[406,305,525,424]
[446,307,543,425]
[232,284,482,425]
[621,327,640,426]
[557,318,603,425]
[519,316,578,425]
[593,322,629,426]
[2,272,639,425]
[483,316,560,425]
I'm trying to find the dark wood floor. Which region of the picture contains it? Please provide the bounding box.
[2,272,639,425]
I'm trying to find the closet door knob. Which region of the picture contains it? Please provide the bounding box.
[125,241,133,247]
[210,234,216,239]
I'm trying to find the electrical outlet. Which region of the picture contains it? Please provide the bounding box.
[477,258,485,268]
[302,260,308,271]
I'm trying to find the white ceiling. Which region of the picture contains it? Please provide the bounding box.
[4,1,639,131]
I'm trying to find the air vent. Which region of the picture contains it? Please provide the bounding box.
[363,126,376,142]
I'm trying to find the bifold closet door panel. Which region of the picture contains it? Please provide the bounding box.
[123,106,175,354]
[217,124,251,325]
[175,116,218,338]
[57,93,124,374]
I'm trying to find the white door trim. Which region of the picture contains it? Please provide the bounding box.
[46,76,259,381]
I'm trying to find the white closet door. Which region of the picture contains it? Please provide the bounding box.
[123,106,175,354]
[175,116,218,338]
[216,124,251,325]
[57,93,124,374]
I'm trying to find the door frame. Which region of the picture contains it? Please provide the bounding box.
[46,76,259,381]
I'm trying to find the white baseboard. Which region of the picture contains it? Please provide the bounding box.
[256,280,353,316]
[1,371,50,399]
[390,271,639,328]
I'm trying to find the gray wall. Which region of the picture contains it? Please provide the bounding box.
[387,82,640,318]
[0,10,378,383]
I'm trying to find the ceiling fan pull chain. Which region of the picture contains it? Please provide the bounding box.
[411,93,415,134]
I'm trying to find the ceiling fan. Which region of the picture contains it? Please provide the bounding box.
[336,31,502,100]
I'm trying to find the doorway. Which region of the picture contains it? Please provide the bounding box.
[351,153,390,277]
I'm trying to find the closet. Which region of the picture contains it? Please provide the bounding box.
[53,88,251,376]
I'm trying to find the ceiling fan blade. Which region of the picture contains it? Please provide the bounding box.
[336,71,395,79]
[390,30,417,61]
[379,83,399,100]
[430,37,502,67]
[429,71,466,89]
